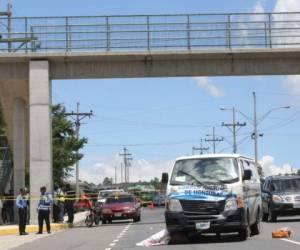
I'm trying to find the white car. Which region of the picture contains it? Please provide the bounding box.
[98,189,125,203]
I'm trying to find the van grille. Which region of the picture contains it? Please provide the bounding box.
[180,200,225,215]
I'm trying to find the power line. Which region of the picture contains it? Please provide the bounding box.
[221,107,246,153]
[64,102,93,199]
[205,126,224,153]
[119,147,133,187]
[192,138,209,155]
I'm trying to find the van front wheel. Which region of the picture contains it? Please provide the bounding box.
[250,210,261,236]
[239,227,249,241]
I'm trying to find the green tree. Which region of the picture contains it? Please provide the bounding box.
[103,177,113,186]
[297,169,300,175]
[52,104,87,187]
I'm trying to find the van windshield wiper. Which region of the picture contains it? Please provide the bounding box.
[177,170,205,186]
[218,178,239,184]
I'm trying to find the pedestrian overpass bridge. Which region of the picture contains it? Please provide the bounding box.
[1,12,300,223]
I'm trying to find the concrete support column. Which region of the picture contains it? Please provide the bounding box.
[29,61,52,224]
[13,97,26,222]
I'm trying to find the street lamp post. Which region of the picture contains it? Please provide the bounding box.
[251,92,290,167]
[234,92,290,167]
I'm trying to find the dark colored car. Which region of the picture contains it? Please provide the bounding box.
[153,195,166,206]
[262,175,300,222]
[101,195,141,224]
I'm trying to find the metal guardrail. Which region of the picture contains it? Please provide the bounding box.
[1,13,300,53]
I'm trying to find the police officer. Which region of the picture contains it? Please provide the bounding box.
[16,188,28,236]
[36,186,52,234]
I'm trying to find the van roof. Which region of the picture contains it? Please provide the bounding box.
[175,153,254,162]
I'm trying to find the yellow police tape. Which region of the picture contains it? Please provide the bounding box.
[0,196,79,201]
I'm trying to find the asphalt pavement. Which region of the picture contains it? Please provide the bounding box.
[11,207,300,250]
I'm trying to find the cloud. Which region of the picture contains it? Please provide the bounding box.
[194,77,224,98]
[260,155,294,177]
[77,154,174,184]
[281,75,300,105]
[274,0,300,12]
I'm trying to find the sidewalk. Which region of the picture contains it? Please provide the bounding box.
[0,211,86,236]
[0,212,86,250]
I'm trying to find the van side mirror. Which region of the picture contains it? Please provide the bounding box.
[243,169,252,181]
[162,173,169,184]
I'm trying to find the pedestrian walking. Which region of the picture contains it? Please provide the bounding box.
[16,188,28,236]
[37,186,52,234]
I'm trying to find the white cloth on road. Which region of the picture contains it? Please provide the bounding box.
[136,229,170,247]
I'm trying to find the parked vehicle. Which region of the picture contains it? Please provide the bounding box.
[162,154,261,241]
[262,175,300,222]
[101,194,141,223]
[153,195,166,206]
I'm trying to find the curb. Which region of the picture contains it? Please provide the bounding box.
[0,223,72,236]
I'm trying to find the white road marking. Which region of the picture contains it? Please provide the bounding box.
[281,239,300,246]
[106,223,132,250]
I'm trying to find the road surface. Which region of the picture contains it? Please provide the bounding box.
[13,207,300,250]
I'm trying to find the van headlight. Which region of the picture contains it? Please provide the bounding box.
[272,195,283,203]
[224,198,238,211]
[167,199,183,212]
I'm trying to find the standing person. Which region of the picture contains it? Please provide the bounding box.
[2,193,8,224]
[65,184,75,225]
[7,190,14,223]
[0,196,3,225]
[16,189,28,236]
[24,188,30,225]
[37,186,52,234]
[52,187,59,223]
[56,187,65,223]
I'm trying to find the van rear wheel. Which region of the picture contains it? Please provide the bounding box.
[268,207,277,222]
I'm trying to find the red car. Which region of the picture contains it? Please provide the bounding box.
[101,195,141,223]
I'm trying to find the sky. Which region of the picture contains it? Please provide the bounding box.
[2,0,300,184]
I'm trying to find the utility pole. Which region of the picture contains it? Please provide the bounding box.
[120,163,123,184]
[119,148,132,189]
[221,107,246,153]
[115,166,117,185]
[253,92,258,167]
[192,139,209,155]
[65,102,93,199]
[205,126,224,154]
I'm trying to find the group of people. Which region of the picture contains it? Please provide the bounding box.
[16,184,75,236]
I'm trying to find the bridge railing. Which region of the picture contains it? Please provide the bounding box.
[0,13,300,53]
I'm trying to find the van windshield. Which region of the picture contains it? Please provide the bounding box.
[170,157,239,185]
